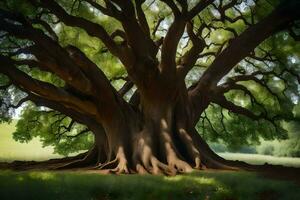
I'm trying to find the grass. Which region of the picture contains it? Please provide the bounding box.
[0,170,299,200]
[1,121,300,167]
[219,153,300,168]
[0,122,62,162]
[1,123,300,199]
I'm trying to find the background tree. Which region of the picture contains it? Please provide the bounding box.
[1,0,300,174]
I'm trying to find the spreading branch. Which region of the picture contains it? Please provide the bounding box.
[189,1,300,123]
[35,0,126,62]
[0,55,97,116]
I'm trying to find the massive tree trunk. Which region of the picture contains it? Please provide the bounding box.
[51,76,247,175]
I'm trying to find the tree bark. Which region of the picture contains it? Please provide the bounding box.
[1,73,299,175]
[48,78,258,174]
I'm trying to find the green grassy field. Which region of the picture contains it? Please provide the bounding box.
[1,123,300,199]
[1,122,300,168]
[219,153,300,168]
[0,170,299,200]
[0,122,62,162]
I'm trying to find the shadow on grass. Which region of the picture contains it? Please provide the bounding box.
[0,170,299,200]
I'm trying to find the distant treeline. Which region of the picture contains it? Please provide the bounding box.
[210,122,300,157]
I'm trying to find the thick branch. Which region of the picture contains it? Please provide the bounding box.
[30,18,58,41]
[118,81,134,97]
[0,56,97,116]
[194,2,300,92]
[37,0,125,61]
[135,0,151,36]
[160,0,213,76]
[160,0,181,17]
[212,95,260,120]
[189,1,300,123]
[0,14,92,94]
[177,21,206,77]
[160,17,186,75]
[187,0,214,19]
[84,0,122,19]
[189,1,300,120]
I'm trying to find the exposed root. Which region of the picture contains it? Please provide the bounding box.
[135,164,148,174]
[55,146,98,169]
[137,155,193,175]
[2,126,299,175]
[110,156,129,174]
[134,146,189,175]
[162,137,193,173]
[99,158,118,170]
[150,156,174,175]
[99,146,130,174]
[168,157,193,173]
[177,127,202,169]
[194,157,201,169]
[0,151,88,170]
[54,157,91,170]
[132,136,176,175]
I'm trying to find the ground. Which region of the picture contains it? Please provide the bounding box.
[1,123,300,199]
[219,153,300,168]
[0,170,299,200]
